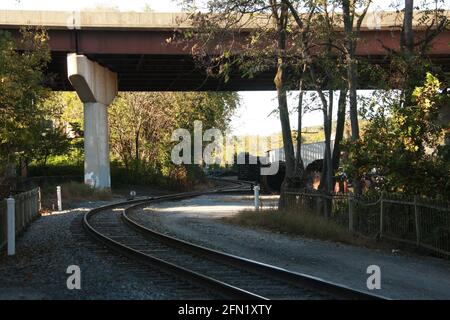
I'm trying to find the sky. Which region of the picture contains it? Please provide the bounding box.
[1,0,448,136]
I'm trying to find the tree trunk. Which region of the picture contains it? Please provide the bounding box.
[135,129,140,173]
[20,158,28,178]
[402,0,414,54]
[295,69,306,179]
[326,90,333,193]
[347,60,359,140]
[401,0,415,107]
[320,91,333,195]
[342,0,362,194]
[5,152,17,192]
[332,89,347,172]
[274,1,296,208]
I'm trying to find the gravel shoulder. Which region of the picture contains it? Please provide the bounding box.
[129,193,450,300]
[0,198,216,300]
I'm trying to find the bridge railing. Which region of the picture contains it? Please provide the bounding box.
[0,188,41,251]
[284,189,450,258]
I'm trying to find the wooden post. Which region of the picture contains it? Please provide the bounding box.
[348,193,354,232]
[380,192,384,238]
[414,196,420,246]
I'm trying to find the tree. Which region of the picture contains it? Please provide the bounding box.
[340,0,371,194]
[108,91,239,188]
[332,89,347,172]
[348,73,450,199]
[182,0,325,206]
[0,28,58,185]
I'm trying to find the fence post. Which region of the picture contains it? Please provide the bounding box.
[253,185,260,211]
[348,193,354,232]
[26,192,31,224]
[7,197,15,256]
[380,192,384,238]
[57,186,62,211]
[20,195,25,231]
[414,195,420,246]
[38,187,42,212]
[323,194,329,219]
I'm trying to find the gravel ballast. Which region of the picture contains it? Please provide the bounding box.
[0,199,216,300]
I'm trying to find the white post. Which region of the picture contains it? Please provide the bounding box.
[38,187,42,212]
[7,197,15,256]
[57,186,62,211]
[254,185,260,210]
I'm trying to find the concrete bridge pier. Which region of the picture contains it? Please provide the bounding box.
[67,53,117,189]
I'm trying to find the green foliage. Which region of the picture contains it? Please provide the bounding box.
[40,181,112,209]
[344,73,450,199]
[108,91,239,189]
[0,28,73,181]
[28,164,84,177]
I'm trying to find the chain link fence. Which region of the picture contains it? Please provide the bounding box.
[0,188,41,251]
[284,189,450,258]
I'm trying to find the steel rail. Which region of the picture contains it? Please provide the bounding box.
[83,179,389,300]
[83,180,265,299]
[123,203,388,300]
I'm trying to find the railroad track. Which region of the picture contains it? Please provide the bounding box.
[83,179,387,300]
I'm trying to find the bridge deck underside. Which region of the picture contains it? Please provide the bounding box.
[4,28,448,91]
[48,53,277,91]
[46,52,450,91]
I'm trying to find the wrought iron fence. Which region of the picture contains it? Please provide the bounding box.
[284,189,450,258]
[0,188,41,251]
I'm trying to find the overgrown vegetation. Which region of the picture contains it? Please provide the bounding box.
[225,208,375,248]
[108,91,238,189]
[40,181,112,210]
[0,29,72,194]
[345,74,450,199]
[182,0,450,201]
[0,27,239,193]
[25,90,239,191]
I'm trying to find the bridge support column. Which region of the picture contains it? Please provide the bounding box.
[67,53,117,189]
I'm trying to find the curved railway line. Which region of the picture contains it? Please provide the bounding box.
[83,179,388,300]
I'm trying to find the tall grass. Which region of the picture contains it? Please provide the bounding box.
[41,181,112,210]
[225,208,375,247]
[60,181,112,201]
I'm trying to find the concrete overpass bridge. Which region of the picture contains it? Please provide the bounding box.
[2,10,450,91]
[1,10,449,188]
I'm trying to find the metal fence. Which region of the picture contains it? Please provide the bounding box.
[285,189,450,258]
[0,188,41,251]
